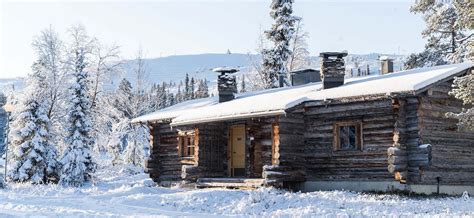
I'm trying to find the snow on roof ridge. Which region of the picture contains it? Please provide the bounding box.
[135,62,472,125]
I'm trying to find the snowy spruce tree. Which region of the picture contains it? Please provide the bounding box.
[262,0,299,88]
[59,25,96,186]
[7,61,59,184]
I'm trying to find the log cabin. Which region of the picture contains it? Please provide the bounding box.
[132,53,474,194]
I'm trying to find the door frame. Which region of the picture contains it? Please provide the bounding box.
[228,124,246,177]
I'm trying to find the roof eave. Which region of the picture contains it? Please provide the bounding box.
[170,110,286,127]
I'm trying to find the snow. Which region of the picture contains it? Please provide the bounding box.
[173,83,321,125]
[0,162,473,216]
[304,62,472,100]
[379,55,391,60]
[132,62,472,126]
[131,96,218,123]
[170,62,472,125]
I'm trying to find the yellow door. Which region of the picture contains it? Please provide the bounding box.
[231,125,245,177]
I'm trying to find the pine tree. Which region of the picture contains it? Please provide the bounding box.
[160,82,168,108]
[167,92,175,106]
[7,61,59,184]
[60,25,96,186]
[184,73,190,100]
[190,77,195,99]
[404,0,472,69]
[202,79,209,98]
[262,0,299,88]
[176,85,183,103]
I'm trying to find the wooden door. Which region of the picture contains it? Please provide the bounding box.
[230,125,245,177]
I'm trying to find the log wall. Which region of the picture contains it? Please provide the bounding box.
[146,122,184,182]
[415,79,474,185]
[301,99,395,181]
[193,123,228,178]
[248,117,276,177]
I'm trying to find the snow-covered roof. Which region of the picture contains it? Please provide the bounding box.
[302,62,472,101]
[133,63,472,126]
[172,83,322,125]
[131,97,218,123]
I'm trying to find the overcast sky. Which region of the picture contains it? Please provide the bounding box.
[0,0,425,78]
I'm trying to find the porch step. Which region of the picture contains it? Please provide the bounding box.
[196,178,265,189]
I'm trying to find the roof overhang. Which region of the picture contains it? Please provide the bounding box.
[170,110,285,127]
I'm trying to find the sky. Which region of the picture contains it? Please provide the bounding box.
[0,0,425,78]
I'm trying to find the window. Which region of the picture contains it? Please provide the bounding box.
[333,122,362,151]
[178,130,197,158]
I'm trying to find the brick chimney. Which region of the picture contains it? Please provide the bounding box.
[213,67,238,103]
[320,52,348,89]
[380,56,394,75]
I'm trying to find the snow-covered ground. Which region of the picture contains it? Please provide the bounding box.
[0,163,473,217]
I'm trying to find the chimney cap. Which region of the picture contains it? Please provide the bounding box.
[320,52,348,58]
[212,67,239,74]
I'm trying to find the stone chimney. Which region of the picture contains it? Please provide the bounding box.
[320,52,348,89]
[213,67,238,103]
[290,69,321,86]
[380,56,394,75]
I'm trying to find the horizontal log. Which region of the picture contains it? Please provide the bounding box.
[388,164,407,173]
[387,147,407,156]
[387,155,407,165]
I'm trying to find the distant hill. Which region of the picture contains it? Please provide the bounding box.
[111,53,256,88]
[1,52,406,92]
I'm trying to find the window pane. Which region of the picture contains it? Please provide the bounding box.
[339,125,356,150]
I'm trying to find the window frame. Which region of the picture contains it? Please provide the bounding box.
[178,129,198,158]
[333,121,363,151]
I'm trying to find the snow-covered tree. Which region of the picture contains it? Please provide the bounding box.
[60,25,96,186]
[240,75,247,93]
[190,77,195,99]
[90,43,120,108]
[262,0,299,88]
[447,70,473,131]
[7,61,59,184]
[286,19,310,72]
[184,73,190,100]
[196,79,209,98]
[404,0,472,69]
[31,26,65,120]
[0,92,6,107]
[107,73,152,168]
[248,31,272,91]
[122,123,149,168]
[31,26,69,152]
